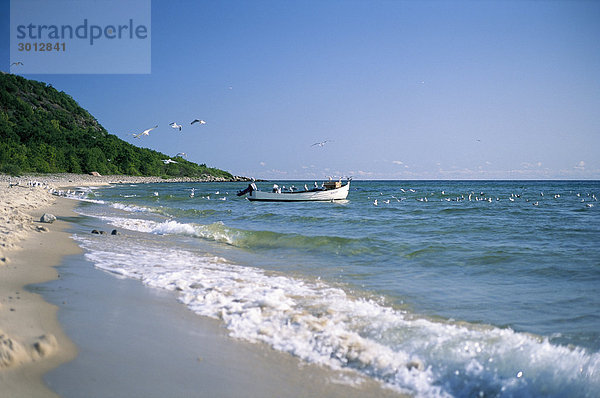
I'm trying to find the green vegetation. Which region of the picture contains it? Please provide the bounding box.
[0,72,233,179]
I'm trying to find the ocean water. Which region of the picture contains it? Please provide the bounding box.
[68,180,599,397]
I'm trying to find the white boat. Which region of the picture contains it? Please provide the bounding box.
[237,180,351,202]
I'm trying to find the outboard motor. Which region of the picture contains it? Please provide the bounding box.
[237,183,256,196]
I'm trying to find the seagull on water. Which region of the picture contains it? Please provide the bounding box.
[191,119,206,125]
[132,125,158,139]
[170,122,182,131]
[311,140,332,147]
[162,159,178,164]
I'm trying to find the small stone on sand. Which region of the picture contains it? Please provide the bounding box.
[40,213,57,223]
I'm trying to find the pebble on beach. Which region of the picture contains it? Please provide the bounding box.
[40,213,57,223]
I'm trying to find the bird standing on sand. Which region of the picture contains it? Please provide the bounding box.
[191,119,206,125]
[311,140,332,147]
[132,125,158,139]
[170,122,182,131]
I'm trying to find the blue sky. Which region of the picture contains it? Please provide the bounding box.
[2,0,599,180]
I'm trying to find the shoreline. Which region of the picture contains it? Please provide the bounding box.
[43,232,402,398]
[0,173,250,188]
[1,175,405,397]
[0,187,79,397]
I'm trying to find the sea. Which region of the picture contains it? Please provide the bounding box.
[66,180,599,397]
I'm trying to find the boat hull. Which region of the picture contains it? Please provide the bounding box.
[247,181,350,202]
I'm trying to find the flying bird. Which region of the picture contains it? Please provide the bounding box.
[175,152,187,158]
[132,125,158,139]
[11,61,24,67]
[191,119,206,125]
[169,122,182,131]
[162,159,178,164]
[311,140,332,147]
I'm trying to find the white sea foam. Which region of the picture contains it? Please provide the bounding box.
[74,231,600,397]
[99,216,236,245]
[110,202,152,213]
[63,195,106,204]
[84,198,106,204]
[58,186,106,204]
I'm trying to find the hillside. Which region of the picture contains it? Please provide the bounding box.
[0,73,233,179]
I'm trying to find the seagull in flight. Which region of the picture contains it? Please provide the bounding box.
[162,159,178,164]
[175,152,187,158]
[132,125,158,139]
[170,122,182,131]
[191,119,206,125]
[11,61,24,67]
[311,140,333,147]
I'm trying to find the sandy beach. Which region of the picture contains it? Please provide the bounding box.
[0,178,80,397]
[0,174,403,397]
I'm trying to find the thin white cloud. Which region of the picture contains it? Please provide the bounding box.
[392,160,409,168]
[273,169,288,174]
[521,162,543,169]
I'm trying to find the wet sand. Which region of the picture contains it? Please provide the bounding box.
[43,236,402,398]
